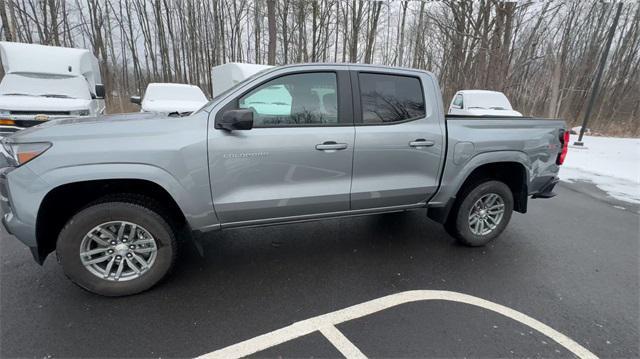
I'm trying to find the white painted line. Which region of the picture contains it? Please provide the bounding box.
[197,290,598,359]
[319,325,367,359]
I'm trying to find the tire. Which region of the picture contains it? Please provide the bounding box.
[446,180,513,246]
[56,198,177,296]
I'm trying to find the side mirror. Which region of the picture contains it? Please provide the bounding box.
[216,109,254,131]
[95,84,106,99]
[130,96,142,105]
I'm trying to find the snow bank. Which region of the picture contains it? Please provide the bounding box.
[560,135,640,203]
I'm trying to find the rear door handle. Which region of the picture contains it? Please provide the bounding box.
[316,141,348,151]
[409,139,435,148]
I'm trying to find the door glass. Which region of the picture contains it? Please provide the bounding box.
[359,73,425,124]
[239,72,338,127]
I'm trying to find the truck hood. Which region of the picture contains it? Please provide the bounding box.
[0,94,91,112]
[7,112,162,141]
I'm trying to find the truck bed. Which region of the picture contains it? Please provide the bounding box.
[428,115,566,209]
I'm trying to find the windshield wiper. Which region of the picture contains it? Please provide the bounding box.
[1,93,34,96]
[168,111,192,117]
[40,94,73,98]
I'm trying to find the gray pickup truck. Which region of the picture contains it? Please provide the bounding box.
[0,64,568,296]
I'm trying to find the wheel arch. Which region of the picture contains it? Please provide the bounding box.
[455,161,529,212]
[35,178,189,264]
[33,163,216,263]
[428,152,531,224]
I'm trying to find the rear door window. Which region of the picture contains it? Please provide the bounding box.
[358,73,425,124]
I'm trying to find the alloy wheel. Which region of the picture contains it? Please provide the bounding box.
[79,221,158,281]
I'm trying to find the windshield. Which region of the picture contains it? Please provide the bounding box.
[464,92,513,110]
[192,67,274,115]
[144,84,207,102]
[0,73,92,100]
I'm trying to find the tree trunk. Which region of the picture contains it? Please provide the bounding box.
[267,0,276,65]
[364,1,382,64]
[397,1,408,67]
[0,0,14,41]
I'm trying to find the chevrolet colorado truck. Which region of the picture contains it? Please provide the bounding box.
[0,64,568,296]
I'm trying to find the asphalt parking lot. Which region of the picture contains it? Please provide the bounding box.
[1,181,638,358]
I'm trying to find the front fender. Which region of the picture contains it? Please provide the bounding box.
[38,163,218,231]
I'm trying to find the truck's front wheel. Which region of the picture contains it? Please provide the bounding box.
[56,199,177,296]
[446,180,514,246]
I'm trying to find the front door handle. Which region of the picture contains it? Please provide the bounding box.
[316,141,348,151]
[409,139,435,148]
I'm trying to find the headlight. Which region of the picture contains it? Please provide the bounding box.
[1,139,52,166]
[0,109,9,115]
[70,109,90,116]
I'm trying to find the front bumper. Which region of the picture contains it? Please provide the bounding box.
[0,166,42,263]
[9,115,72,122]
[0,125,23,137]
[0,211,41,264]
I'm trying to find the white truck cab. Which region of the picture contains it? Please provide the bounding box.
[130,83,208,114]
[448,90,522,117]
[0,42,105,136]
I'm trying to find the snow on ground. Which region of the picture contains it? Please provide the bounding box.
[560,135,640,204]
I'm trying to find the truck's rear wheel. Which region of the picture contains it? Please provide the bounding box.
[56,199,177,296]
[446,180,513,246]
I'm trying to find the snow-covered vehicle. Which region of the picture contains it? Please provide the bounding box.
[211,62,273,98]
[0,42,105,137]
[448,90,523,117]
[130,83,207,114]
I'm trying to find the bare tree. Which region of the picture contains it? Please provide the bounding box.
[1,0,637,136]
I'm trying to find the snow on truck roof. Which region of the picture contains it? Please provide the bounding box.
[214,62,273,76]
[458,90,505,95]
[211,62,273,97]
[0,41,101,89]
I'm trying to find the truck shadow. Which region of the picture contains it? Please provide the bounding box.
[165,209,528,298]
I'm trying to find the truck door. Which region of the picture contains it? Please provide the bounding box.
[208,70,355,225]
[350,70,445,210]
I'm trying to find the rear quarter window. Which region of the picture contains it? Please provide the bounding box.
[359,73,425,124]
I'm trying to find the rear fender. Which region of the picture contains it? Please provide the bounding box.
[428,151,531,222]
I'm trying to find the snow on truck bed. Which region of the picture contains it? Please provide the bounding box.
[560,135,640,204]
